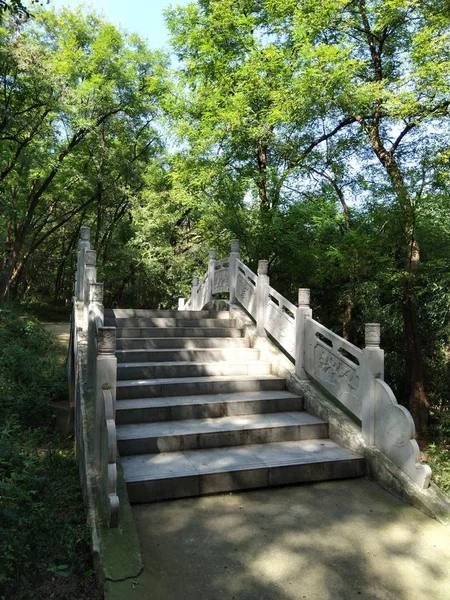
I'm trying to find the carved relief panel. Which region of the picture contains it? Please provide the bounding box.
[313,342,361,418]
[213,268,229,293]
[265,303,295,358]
[236,274,256,317]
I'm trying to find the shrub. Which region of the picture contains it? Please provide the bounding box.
[0,307,98,599]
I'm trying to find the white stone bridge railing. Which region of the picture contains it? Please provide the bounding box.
[181,240,432,490]
[68,226,119,528]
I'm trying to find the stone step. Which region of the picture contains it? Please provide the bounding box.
[116,337,250,350]
[109,318,236,328]
[116,390,303,424]
[116,347,260,363]
[117,361,271,381]
[122,439,365,502]
[105,309,230,320]
[116,327,243,339]
[116,374,286,400]
[117,411,328,456]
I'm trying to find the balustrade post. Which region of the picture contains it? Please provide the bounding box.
[75,227,90,330]
[256,260,269,336]
[178,298,185,310]
[192,276,199,310]
[361,323,384,445]
[94,326,117,472]
[229,239,240,304]
[207,248,216,305]
[76,226,90,301]
[295,289,312,379]
[87,282,104,392]
[83,250,97,333]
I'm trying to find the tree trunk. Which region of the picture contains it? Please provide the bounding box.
[403,294,429,435]
[0,109,121,303]
[360,121,429,434]
[256,143,269,210]
[355,1,429,434]
[342,296,352,341]
[0,241,22,302]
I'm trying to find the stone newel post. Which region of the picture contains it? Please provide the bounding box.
[76,226,90,301]
[229,239,240,304]
[361,323,385,445]
[207,248,216,305]
[94,326,117,472]
[191,276,199,310]
[87,282,104,391]
[256,260,269,336]
[83,250,97,332]
[178,298,185,310]
[295,288,312,379]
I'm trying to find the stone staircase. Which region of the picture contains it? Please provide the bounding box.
[105,308,365,503]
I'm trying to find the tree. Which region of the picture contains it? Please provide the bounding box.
[165,0,358,264]
[270,0,450,432]
[0,8,168,303]
[167,0,450,433]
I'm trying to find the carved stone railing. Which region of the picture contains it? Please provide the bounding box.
[304,317,363,420]
[213,257,230,294]
[181,240,240,311]
[68,226,119,528]
[265,285,296,358]
[196,272,209,310]
[181,241,432,490]
[235,259,257,318]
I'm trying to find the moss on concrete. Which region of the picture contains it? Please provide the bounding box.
[93,460,143,583]
[76,343,142,592]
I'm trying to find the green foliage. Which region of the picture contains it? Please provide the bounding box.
[0,0,46,19]
[423,441,450,494]
[0,309,98,599]
[0,308,66,426]
[163,0,450,436]
[0,7,168,306]
[1,0,450,475]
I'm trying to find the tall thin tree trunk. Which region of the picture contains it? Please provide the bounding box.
[355,0,429,434]
[362,123,429,434]
[0,242,22,302]
[256,143,269,210]
[342,296,352,341]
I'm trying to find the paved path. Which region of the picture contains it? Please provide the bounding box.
[106,478,450,600]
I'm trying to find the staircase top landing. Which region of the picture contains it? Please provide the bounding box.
[104,309,230,319]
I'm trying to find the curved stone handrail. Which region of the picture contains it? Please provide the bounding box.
[102,388,119,527]
[374,379,431,489]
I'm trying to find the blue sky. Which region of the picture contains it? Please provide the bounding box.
[49,0,192,49]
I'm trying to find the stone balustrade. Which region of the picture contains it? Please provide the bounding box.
[68,226,119,528]
[182,241,432,490]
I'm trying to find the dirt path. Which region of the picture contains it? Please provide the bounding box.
[41,322,70,346]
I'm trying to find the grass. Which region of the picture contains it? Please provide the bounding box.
[423,409,450,494]
[0,305,100,600]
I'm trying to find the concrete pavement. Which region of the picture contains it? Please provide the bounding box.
[105,477,450,600]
